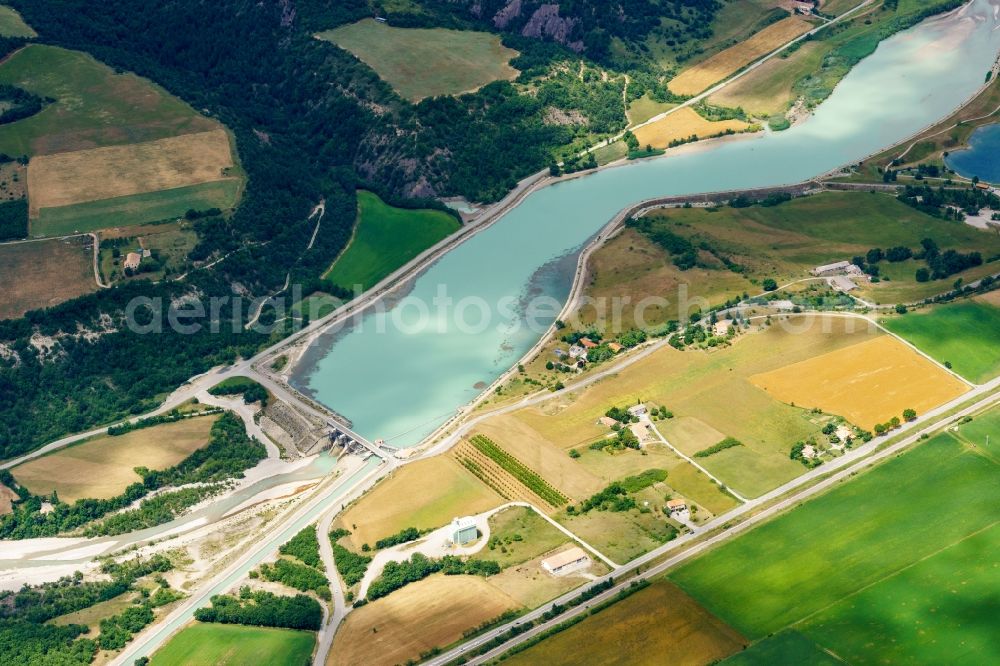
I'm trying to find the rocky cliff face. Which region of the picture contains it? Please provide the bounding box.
[415,0,719,60]
[489,0,583,51]
[518,3,583,51]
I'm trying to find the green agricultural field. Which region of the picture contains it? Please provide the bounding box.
[626,94,676,126]
[592,140,628,166]
[0,44,218,156]
[324,190,460,290]
[883,298,1000,384]
[33,181,240,237]
[0,6,35,37]
[722,631,840,666]
[802,523,1000,664]
[150,623,315,666]
[670,408,1000,663]
[317,19,519,102]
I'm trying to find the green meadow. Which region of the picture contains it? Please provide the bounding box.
[631,191,1000,308]
[670,406,1000,663]
[0,44,217,156]
[317,19,519,102]
[721,630,840,666]
[0,6,35,38]
[324,190,460,290]
[32,180,241,237]
[883,299,1000,384]
[150,623,315,666]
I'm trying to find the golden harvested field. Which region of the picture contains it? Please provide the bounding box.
[750,335,970,430]
[668,17,813,96]
[503,581,746,666]
[329,574,521,666]
[632,107,751,150]
[707,41,826,116]
[27,129,235,216]
[0,482,17,515]
[0,235,97,320]
[509,317,884,498]
[12,414,219,502]
[336,456,502,550]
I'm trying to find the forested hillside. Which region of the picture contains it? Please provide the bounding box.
[368,0,722,63]
[0,0,373,458]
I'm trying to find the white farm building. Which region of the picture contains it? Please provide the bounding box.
[541,546,591,576]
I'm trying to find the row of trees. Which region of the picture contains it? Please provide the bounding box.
[194,588,322,631]
[853,237,985,283]
[874,409,918,436]
[366,553,501,601]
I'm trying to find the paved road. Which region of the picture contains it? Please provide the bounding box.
[425,385,1000,665]
[112,455,389,666]
[0,365,235,471]
[314,504,347,666]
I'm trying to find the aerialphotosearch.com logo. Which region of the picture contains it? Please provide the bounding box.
[122,283,873,338]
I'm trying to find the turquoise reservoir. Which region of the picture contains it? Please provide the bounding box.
[294,1,1000,447]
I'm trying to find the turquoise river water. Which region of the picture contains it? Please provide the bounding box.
[294,0,1000,448]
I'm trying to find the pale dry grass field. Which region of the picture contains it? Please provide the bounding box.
[0,482,17,515]
[27,129,235,216]
[632,107,751,150]
[12,414,219,502]
[503,581,746,666]
[750,335,970,429]
[660,417,728,456]
[0,235,97,320]
[668,16,813,96]
[487,549,602,608]
[329,574,521,666]
[336,456,503,550]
